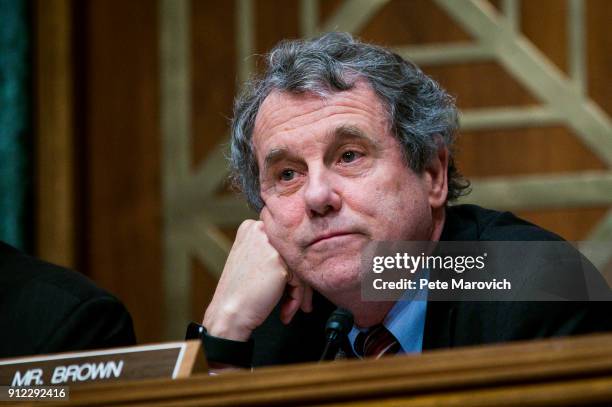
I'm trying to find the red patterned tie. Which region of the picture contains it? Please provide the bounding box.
[354,325,400,359]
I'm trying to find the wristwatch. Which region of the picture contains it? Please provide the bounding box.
[185,322,254,368]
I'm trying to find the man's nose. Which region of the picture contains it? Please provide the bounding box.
[303,170,342,217]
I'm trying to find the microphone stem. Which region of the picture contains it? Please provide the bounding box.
[320,331,340,361]
[319,341,333,361]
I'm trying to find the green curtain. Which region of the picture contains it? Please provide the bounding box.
[0,0,30,250]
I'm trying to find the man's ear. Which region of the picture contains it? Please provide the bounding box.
[423,136,449,209]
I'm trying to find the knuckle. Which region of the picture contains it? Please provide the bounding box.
[272,251,284,265]
[237,219,255,234]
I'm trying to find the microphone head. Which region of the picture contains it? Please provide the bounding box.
[325,308,354,337]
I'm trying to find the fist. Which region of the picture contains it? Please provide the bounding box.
[203,219,312,341]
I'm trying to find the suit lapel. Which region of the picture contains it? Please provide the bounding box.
[422,300,457,350]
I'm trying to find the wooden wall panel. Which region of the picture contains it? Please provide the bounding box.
[587,0,612,116]
[190,258,218,324]
[189,0,238,323]
[521,0,569,75]
[190,0,236,167]
[319,0,343,26]
[425,62,538,108]
[255,0,300,54]
[360,0,472,44]
[34,0,75,268]
[79,0,162,343]
[458,127,607,177]
[516,207,608,241]
[507,0,611,245]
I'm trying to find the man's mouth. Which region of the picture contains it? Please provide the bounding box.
[308,231,359,247]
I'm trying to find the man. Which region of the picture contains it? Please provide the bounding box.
[0,241,136,358]
[193,33,611,368]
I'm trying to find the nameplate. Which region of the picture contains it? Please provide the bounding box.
[0,340,206,386]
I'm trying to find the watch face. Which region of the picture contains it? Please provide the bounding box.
[185,322,205,340]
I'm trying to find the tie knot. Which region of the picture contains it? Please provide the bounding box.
[354,324,400,359]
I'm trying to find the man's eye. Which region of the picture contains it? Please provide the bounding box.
[280,169,295,181]
[340,150,361,163]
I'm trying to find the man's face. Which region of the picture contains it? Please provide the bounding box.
[253,81,443,302]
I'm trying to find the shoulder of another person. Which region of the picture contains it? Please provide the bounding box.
[0,240,120,304]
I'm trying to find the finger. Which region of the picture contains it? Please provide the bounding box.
[259,208,274,237]
[284,268,293,284]
[286,265,304,286]
[259,206,270,222]
[300,285,313,313]
[280,284,304,324]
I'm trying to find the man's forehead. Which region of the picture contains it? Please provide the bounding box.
[252,90,325,139]
[252,82,387,147]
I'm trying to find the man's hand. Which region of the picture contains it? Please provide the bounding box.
[203,219,312,342]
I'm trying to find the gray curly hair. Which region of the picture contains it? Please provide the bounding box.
[230,32,469,211]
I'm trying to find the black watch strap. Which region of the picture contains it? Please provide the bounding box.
[185,322,254,368]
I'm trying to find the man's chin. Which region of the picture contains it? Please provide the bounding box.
[303,264,363,300]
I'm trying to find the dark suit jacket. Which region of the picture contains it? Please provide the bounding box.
[250,205,612,366]
[0,242,136,358]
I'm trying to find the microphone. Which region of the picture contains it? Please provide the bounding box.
[319,308,354,361]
